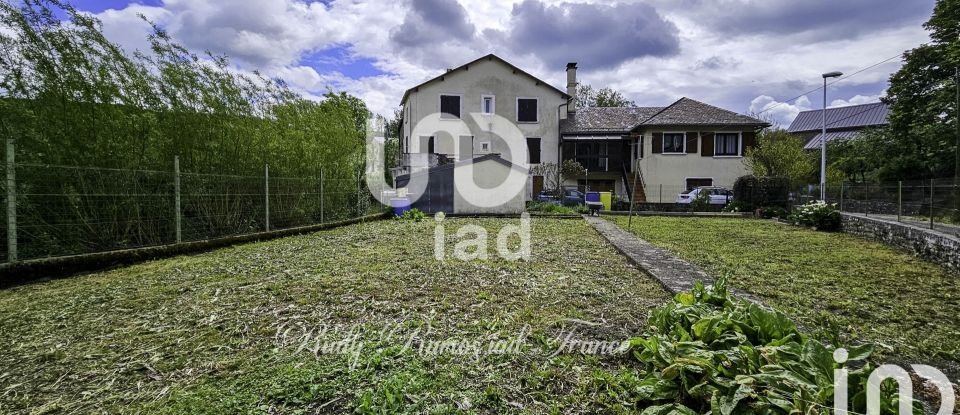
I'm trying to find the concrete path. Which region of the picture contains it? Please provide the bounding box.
[583,215,762,305]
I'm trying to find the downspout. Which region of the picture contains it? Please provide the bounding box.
[557,102,568,194]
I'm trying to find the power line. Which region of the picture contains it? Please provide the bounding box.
[754,53,903,119]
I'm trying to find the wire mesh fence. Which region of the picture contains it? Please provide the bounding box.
[833,178,960,233]
[0,160,384,263]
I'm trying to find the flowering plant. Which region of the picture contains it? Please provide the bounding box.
[788,200,841,231]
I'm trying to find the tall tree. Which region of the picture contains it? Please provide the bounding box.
[884,0,960,180]
[577,84,636,108]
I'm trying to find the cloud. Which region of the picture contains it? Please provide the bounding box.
[488,0,680,69]
[830,93,884,108]
[749,95,812,127]
[390,0,476,46]
[674,0,934,41]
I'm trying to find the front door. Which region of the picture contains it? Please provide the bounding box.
[532,175,544,197]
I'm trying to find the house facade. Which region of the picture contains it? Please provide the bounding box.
[398,54,768,211]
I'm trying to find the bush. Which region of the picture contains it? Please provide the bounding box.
[614,280,919,414]
[689,189,713,212]
[733,175,791,211]
[788,200,841,231]
[395,208,426,222]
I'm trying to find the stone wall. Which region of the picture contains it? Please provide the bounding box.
[841,213,960,271]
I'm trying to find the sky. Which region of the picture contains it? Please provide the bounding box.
[71,0,938,126]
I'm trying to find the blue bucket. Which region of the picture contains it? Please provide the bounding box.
[390,197,411,217]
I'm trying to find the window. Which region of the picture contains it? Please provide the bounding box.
[481,95,495,115]
[526,137,541,164]
[663,133,685,153]
[517,97,538,123]
[480,141,491,152]
[440,94,461,119]
[714,132,740,156]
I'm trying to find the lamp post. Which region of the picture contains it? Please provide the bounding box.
[820,71,843,201]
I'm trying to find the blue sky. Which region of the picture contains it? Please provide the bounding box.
[71,0,937,124]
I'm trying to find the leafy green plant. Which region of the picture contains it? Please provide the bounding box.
[788,201,841,231]
[733,176,791,211]
[618,280,919,414]
[689,189,712,212]
[395,208,427,222]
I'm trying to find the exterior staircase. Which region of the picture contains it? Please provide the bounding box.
[622,165,647,205]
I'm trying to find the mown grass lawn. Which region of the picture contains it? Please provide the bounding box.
[608,216,960,374]
[0,218,669,414]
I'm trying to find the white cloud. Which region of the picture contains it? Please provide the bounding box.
[749,95,812,127]
[830,93,884,108]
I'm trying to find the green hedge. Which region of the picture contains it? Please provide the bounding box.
[733,176,791,210]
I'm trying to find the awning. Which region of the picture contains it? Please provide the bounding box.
[562,135,628,141]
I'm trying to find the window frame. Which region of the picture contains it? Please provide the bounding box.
[481,94,496,115]
[713,131,742,157]
[662,132,687,154]
[516,97,539,123]
[438,93,463,120]
[479,141,491,153]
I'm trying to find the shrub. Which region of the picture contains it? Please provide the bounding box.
[689,189,713,212]
[395,208,426,222]
[757,206,788,219]
[788,200,841,231]
[615,280,919,414]
[733,176,791,211]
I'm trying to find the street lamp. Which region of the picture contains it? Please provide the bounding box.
[821,71,843,201]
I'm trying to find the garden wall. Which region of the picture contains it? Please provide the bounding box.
[840,213,960,271]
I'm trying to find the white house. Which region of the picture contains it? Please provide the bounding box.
[397,54,768,212]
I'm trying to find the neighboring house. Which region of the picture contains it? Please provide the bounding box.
[560,97,768,203]
[397,54,768,212]
[786,102,889,150]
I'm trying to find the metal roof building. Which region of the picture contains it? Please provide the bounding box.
[786,102,889,150]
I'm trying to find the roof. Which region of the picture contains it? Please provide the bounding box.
[560,97,768,135]
[787,102,888,133]
[560,107,663,134]
[639,97,769,127]
[400,153,526,179]
[802,131,863,150]
[399,54,569,105]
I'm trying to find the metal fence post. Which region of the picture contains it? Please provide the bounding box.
[174,156,182,243]
[5,136,16,262]
[319,165,324,224]
[839,182,844,213]
[265,164,270,232]
[930,178,935,230]
[897,181,902,222]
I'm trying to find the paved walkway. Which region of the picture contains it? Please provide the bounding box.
[583,215,762,305]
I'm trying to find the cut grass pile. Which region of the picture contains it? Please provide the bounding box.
[608,216,960,374]
[0,218,669,414]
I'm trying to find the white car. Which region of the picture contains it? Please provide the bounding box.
[676,186,734,205]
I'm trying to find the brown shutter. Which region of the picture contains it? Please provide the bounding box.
[652,132,663,154]
[686,132,698,154]
[741,131,756,156]
[701,132,714,157]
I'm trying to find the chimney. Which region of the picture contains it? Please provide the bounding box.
[566,62,578,114]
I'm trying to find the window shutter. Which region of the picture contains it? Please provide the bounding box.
[701,133,714,157]
[686,132,698,154]
[652,133,663,154]
[741,131,756,156]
